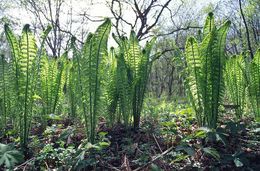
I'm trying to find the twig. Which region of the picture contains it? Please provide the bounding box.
[153,134,163,153]
[239,138,260,144]
[14,157,35,171]
[44,161,49,170]
[133,146,174,171]
[100,159,121,171]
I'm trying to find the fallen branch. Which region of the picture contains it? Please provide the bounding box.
[14,157,35,171]
[153,134,163,153]
[100,159,121,171]
[133,146,174,171]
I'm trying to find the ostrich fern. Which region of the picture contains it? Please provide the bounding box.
[39,53,67,116]
[0,55,14,131]
[4,24,51,151]
[107,31,156,129]
[185,13,230,128]
[248,49,260,121]
[73,19,111,143]
[225,55,246,118]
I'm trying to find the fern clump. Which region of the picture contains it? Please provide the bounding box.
[107,32,156,129]
[4,24,51,151]
[248,49,260,121]
[72,18,112,143]
[225,55,246,118]
[185,13,231,128]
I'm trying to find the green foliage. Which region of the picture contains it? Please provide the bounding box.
[185,13,231,128]
[202,147,220,160]
[107,32,156,129]
[248,49,260,120]
[39,53,67,116]
[73,18,111,143]
[5,24,38,149]
[35,130,110,170]
[0,55,14,130]
[2,19,158,149]
[225,54,246,118]
[106,47,131,125]
[4,24,51,150]
[0,143,24,170]
[225,49,260,121]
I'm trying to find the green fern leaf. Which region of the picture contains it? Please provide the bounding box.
[203,12,215,38]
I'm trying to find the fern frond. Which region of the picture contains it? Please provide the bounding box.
[185,37,203,125]
[203,12,215,38]
[250,49,260,120]
[185,13,231,128]
[81,18,111,142]
[209,20,230,127]
[19,24,37,148]
[225,54,246,118]
[126,31,142,78]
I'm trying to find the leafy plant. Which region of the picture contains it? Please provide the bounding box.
[185,12,231,128]
[0,143,24,170]
[4,24,51,151]
[39,52,67,117]
[107,32,156,129]
[225,54,246,118]
[202,147,220,160]
[74,18,112,143]
[247,49,260,120]
[0,54,14,131]
[5,24,38,150]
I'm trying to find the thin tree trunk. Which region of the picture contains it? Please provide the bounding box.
[239,0,254,59]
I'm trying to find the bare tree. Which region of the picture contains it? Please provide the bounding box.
[20,0,92,57]
[109,0,174,40]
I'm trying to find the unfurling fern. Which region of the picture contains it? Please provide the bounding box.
[66,39,79,119]
[185,13,230,128]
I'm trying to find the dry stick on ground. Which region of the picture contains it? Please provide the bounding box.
[153,134,163,153]
[100,159,121,171]
[133,146,174,171]
[14,158,35,171]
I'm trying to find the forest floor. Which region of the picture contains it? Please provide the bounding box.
[1,111,260,171]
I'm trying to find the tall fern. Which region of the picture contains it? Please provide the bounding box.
[108,32,156,129]
[4,24,50,151]
[185,13,230,128]
[0,55,14,131]
[17,25,37,149]
[76,19,111,143]
[4,24,20,129]
[66,43,78,119]
[39,53,66,117]
[185,37,204,125]
[106,47,132,125]
[225,55,246,118]
[248,49,260,120]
